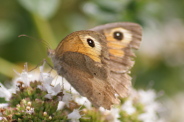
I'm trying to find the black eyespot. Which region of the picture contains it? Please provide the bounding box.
[87,38,95,47]
[113,31,123,40]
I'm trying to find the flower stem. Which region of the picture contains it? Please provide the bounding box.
[0,57,22,78]
[31,13,57,49]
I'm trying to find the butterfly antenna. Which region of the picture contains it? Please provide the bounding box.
[18,34,52,50]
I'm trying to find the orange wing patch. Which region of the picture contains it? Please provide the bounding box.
[107,42,126,49]
[104,27,133,58]
[55,33,102,63]
[79,35,102,63]
[109,49,124,57]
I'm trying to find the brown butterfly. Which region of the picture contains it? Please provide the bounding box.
[48,22,142,109]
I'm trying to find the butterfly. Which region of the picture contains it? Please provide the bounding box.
[48,22,142,109]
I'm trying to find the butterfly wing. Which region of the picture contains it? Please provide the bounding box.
[90,22,142,97]
[58,52,119,109]
[51,31,120,109]
[50,23,142,109]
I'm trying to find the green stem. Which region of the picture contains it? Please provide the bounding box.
[0,57,22,78]
[31,13,58,49]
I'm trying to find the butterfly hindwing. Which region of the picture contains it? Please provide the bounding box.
[90,22,142,98]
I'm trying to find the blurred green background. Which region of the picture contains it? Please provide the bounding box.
[0,0,184,98]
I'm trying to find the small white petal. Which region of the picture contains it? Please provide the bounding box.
[0,103,8,108]
[75,97,91,109]
[110,108,120,122]
[121,99,136,115]
[0,83,12,101]
[44,94,52,99]
[57,101,65,110]
[0,117,7,121]
[62,92,73,107]
[67,109,81,121]
[53,84,62,95]
[138,90,156,104]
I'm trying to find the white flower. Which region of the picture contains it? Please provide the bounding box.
[67,109,81,122]
[138,90,156,104]
[52,77,78,94]
[38,66,63,99]
[18,71,33,86]
[14,70,38,87]
[0,83,12,101]
[0,103,8,108]
[137,89,163,122]
[164,93,184,122]
[121,99,136,115]
[0,62,165,121]
[75,97,91,109]
[110,108,120,122]
[57,101,65,110]
[62,91,73,107]
[37,66,54,92]
[0,117,7,121]
[37,71,57,98]
[44,83,62,99]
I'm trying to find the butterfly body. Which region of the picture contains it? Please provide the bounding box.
[49,22,142,109]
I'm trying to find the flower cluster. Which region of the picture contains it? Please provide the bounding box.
[0,64,164,122]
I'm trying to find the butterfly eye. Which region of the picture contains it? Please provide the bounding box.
[87,38,95,47]
[113,31,123,40]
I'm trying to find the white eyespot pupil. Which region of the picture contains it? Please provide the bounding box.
[87,38,95,47]
[113,31,124,40]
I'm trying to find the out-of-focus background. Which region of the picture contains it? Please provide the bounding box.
[0,0,184,121]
